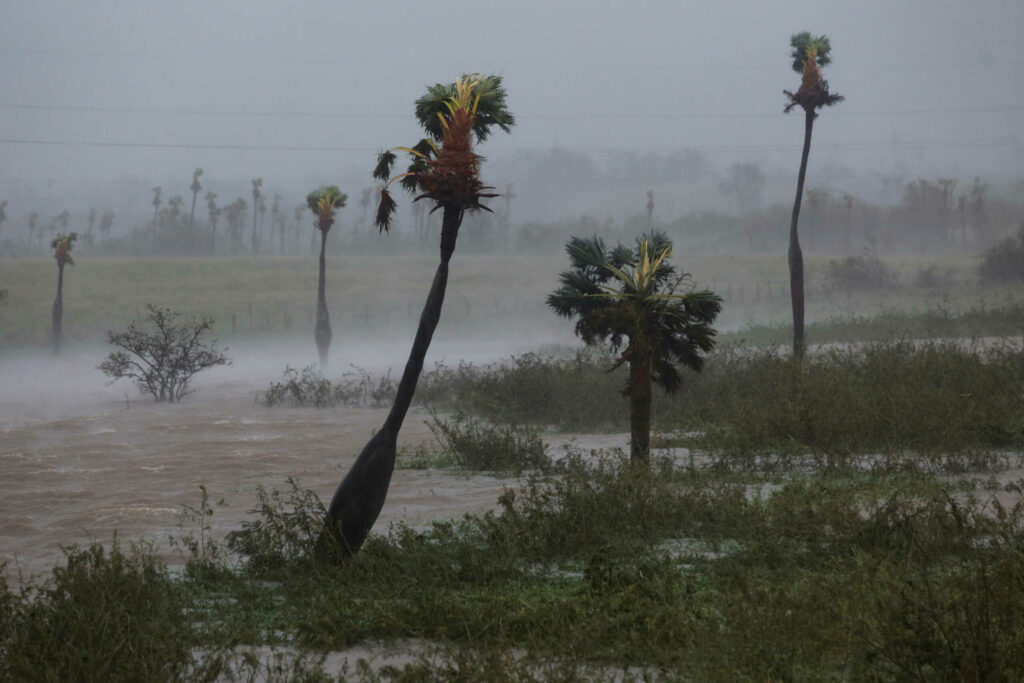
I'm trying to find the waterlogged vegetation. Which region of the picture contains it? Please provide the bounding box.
[2,449,1023,680]
[4,334,1024,678]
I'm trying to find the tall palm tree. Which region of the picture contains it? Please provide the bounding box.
[152,186,162,233]
[271,194,282,253]
[319,74,513,558]
[250,178,262,252]
[784,32,843,359]
[548,232,721,463]
[51,232,77,354]
[188,168,203,230]
[306,186,346,366]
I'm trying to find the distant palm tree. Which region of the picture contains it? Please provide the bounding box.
[250,178,262,252]
[152,186,162,233]
[225,198,247,252]
[784,32,843,359]
[306,186,347,365]
[188,168,203,230]
[99,211,115,241]
[319,74,514,558]
[27,211,39,249]
[293,203,305,254]
[548,232,721,463]
[271,194,282,253]
[205,192,219,252]
[51,232,78,354]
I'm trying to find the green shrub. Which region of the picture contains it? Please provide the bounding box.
[979,223,1024,284]
[1,540,204,682]
[826,251,898,290]
[262,365,395,408]
[427,413,550,473]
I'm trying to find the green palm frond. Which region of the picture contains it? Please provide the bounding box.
[789,32,832,72]
[548,232,722,393]
[373,151,398,182]
[414,74,515,142]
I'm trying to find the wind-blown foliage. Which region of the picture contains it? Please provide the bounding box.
[372,74,511,233]
[549,232,721,461]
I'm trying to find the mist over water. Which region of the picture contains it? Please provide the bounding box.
[1,0,1023,583]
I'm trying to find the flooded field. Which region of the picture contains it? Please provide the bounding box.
[0,337,557,578]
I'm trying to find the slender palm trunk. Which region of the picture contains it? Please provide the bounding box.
[189,193,198,230]
[314,229,331,365]
[51,264,65,354]
[320,205,462,558]
[251,211,259,253]
[628,355,652,463]
[788,109,815,360]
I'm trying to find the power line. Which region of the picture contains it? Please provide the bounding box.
[3,47,1024,72]
[0,137,1017,153]
[1,102,1022,120]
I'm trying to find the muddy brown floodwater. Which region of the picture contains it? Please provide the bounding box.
[0,339,552,579]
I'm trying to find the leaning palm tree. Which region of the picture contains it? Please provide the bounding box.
[548,232,721,463]
[784,32,843,359]
[51,232,77,354]
[318,74,513,558]
[306,186,346,365]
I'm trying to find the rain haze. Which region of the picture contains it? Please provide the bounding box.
[3,1,1024,676]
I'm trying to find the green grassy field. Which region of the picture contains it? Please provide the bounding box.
[0,250,1010,350]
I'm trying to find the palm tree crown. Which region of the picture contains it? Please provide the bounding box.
[548,232,721,394]
[372,74,513,233]
[306,186,347,234]
[784,32,843,115]
[52,232,77,267]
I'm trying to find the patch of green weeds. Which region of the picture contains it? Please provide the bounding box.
[427,412,550,473]
[262,365,396,408]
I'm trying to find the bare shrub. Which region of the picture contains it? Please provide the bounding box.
[99,305,230,402]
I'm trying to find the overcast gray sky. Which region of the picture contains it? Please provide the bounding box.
[1,0,1022,221]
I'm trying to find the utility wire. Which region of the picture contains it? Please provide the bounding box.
[0,137,1016,153]
[3,46,1024,71]
[1,102,1022,120]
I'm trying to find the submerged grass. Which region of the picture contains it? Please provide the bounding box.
[4,453,1023,680]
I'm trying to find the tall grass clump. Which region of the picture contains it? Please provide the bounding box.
[0,540,214,682]
[427,412,550,473]
[418,349,628,431]
[680,339,1024,462]
[262,365,395,408]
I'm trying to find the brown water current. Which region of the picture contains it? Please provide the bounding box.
[0,342,527,579]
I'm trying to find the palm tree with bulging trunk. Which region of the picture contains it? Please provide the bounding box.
[51,232,77,354]
[548,232,721,463]
[317,74,513,559]
[250,178,262,253]
[188,168,203,230]
[784,32,843,359]
[306,186,346,366]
